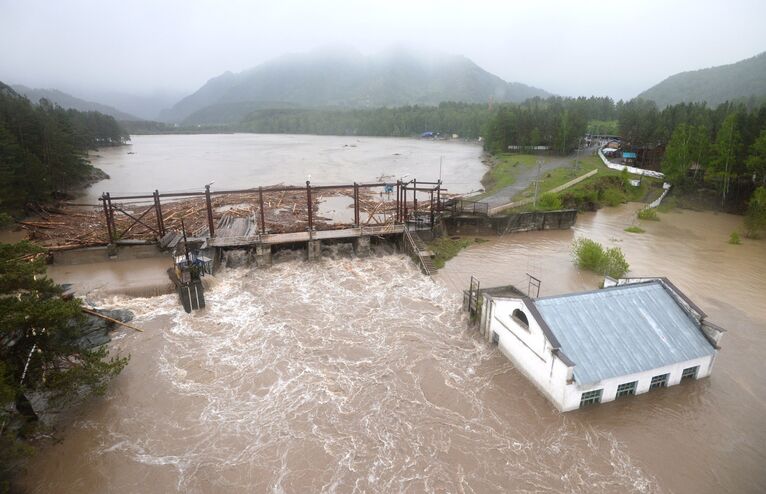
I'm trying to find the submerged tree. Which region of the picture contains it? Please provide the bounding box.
[571,237,630,278]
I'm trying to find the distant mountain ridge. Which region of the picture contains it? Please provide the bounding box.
[637,52,766,107]
[161,47,551,124]
[11,85,141,121]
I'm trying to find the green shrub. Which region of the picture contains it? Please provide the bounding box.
[600,187,625,207]
[537,192,562,211]
[728,232,742,244]
[624,226,645,234]
[571,237,630,278]
[0,212,12,228]
[620,168,631,188]
[603,246,630,278]
[637,208,659,221]
[572,237,603,272]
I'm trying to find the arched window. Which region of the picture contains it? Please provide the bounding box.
[512,309,529,330]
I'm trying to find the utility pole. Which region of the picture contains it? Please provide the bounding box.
[574,137,581,176]
[533,160,543,208]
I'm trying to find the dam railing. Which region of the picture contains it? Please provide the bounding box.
[98,179,444,246]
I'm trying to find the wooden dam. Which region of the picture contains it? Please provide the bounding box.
[98,179,446,273]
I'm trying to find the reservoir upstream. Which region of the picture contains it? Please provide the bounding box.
[77,134,486,202]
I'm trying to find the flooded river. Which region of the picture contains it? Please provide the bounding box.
[78,134,485,202]
[20,205,766,493]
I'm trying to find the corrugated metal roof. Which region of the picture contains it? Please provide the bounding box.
[533,281,715,385]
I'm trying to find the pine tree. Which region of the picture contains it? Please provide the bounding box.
[0,241,129,483]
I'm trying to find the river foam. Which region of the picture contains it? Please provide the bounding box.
[20,253,661,493]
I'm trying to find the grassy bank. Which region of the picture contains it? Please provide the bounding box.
[503,158,665,214]
[428,236,488,269]
[511,155,602,203]
[478,154,540,197]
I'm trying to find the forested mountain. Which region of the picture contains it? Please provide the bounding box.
[0,82,129,211]
[12,85,141,121]
[160,47,551,124]
[638,52,766,108]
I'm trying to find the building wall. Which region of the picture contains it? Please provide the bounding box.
[483,297,573,410]
[559,354,715,411]
[482,295,718,412]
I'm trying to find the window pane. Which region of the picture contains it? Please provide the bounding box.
[616,381,637,397]
[650,373,669,389]
[682,366,698,379]
[579,389,603,408]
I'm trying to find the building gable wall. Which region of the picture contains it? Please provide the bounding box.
[483,296,573,409]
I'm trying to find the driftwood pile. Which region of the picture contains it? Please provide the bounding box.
[17,186,429,250]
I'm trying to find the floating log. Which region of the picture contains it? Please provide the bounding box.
[81,307,144,332]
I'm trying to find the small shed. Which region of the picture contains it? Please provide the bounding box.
[475,277,724,411]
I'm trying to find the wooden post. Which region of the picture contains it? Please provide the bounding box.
[395,180,401,223]
[430,190,434,228]
[403,182,408,220]
[259,186,266,234]
[205,185,215,237]
[353,182,360,226]
[413,179,417,221]
[436,180,441,213]
[306,180,313,231]
[105,192,115,241]
[101,193,113,242]
[155,190,165,237]
[153,190,164,237]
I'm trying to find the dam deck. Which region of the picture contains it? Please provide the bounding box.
[206,224,405,248]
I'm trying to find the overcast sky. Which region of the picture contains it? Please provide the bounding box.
[2,0,765,101]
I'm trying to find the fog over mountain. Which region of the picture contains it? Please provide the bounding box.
[638,52,766,108]
[2,0,765,103]
[11,85,141,121]
[161,47,550,124]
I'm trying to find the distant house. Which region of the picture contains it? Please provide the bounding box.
[622,151,638,164]
[688,161,704,180]
[475,278,724,411]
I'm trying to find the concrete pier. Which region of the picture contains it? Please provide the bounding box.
[353,236,371,257]
[307,240,322,261]
[254,244,272,267]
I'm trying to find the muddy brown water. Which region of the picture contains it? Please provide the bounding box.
[77,134,485,203]
[20,205,766,493]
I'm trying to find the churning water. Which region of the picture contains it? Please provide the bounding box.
[21,206,766,493]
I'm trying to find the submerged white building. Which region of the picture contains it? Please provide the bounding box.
[474,277,725,411]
